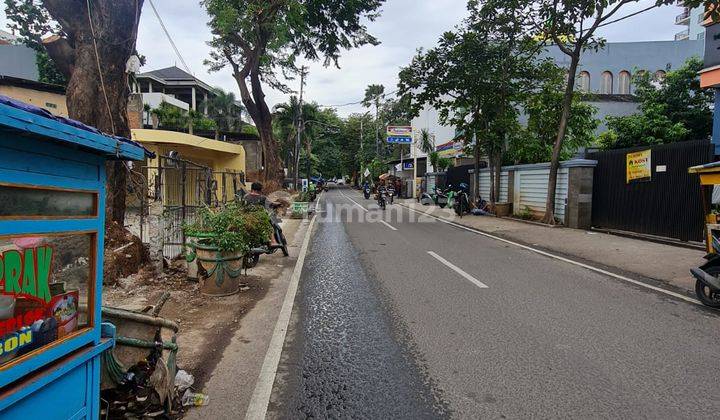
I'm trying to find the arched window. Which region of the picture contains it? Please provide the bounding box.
[654,70,667,82]
[578,71,591,93]
[600,71,613,94]
[618,70,631,95]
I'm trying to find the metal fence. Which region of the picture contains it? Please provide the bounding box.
[126,155,246,260]
[587,140,713,242]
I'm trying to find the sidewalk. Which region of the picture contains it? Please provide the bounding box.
[182,216,313,419]
[399,199,703,296]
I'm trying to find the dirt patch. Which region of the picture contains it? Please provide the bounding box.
[103,259,279,387]
[104,221,149,286]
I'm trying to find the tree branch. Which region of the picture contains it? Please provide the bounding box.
[42,35,75,78]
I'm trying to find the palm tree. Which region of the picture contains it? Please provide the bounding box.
[362,84,385,156]
[203,87,243,139]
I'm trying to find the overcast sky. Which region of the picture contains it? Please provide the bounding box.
[0,0,683,116]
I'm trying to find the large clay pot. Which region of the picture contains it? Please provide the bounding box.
[194,243,243,296]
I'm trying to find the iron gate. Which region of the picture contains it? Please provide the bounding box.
[587,140,713,242]
[127,155,246,260]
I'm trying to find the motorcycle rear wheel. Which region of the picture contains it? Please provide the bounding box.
[695,266,720,308]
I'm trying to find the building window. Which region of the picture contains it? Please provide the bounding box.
[600,71,613,94]
[618,70,631,94]
[578,71,591,93]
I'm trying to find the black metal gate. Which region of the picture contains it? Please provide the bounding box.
[587,140,713,242]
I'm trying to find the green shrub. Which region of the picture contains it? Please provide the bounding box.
[183,202,272,253]
[518,205,534,220]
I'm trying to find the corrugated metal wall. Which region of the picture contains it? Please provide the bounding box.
[478,171,509,202]
[587,140,712,241]
[515,168,569,220]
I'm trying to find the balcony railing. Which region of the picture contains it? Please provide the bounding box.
[675,29,690,40]
[676,10,690,24]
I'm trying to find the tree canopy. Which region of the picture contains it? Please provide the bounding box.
[203,0,384,184]
[597,58,712,150]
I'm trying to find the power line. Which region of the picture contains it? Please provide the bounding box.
[597,4,659,29]
[319,88,400,108]
[147,0,192,74]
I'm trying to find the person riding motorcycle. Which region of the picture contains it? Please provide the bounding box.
[376,182,388,208]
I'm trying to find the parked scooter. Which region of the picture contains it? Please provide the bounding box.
[434,186,449,208]
[245,205,289,268]
[363,185,372,200]
[453,183,471,217]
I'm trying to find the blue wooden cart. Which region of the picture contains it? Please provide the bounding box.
[0,96,149,418]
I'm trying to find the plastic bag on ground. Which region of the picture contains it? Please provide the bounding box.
[175,369,195,392]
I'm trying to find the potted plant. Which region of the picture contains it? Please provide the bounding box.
[183,203,272,296]
[290,191,311,219]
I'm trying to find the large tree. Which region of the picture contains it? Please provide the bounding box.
[203,0,384,184]
[399,0,541,205]
[535,0,680,224]
[5,0,144,224]
[508,61,598,164]
[362,84,385,156]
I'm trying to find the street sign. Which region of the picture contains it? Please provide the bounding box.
[387,126,412,136]
[363,168,370,177]
[387,126,412,144]
[403,162,414,170]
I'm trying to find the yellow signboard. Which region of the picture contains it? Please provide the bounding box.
[626,150,651,183]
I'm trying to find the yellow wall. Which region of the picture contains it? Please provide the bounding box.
[132,129,247,204]
[0,86,68,117]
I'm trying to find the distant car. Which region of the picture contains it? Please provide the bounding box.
[337,178,345,185]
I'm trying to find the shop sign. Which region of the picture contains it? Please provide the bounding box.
[387,126,412,144]
[0,235,88,366]
[626,149,652,183]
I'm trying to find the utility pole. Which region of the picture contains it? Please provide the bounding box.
[360,117,364,183]
[375,95,380,157]
[293,66,307,190]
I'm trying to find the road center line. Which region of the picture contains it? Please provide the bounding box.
[340,190,368,213]
[404,205,701,306]
[340,190,398,231]
[427,251,489,289]
[380,220,398,231]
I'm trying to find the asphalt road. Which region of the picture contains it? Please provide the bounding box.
[269,187,720,419]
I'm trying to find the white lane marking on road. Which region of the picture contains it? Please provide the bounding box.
[380,220,398,231]
[404,205,702,306]
[427,251,489,289]
[340,190,368,212]
[245,215,317,420]
[340,189,398,231]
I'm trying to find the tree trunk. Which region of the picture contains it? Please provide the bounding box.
[42,0,143,225]
[473,133,480,204]
[493,150,502,205]
[542,53,579,225]
[232,60,284,185]
[488,153,497,205]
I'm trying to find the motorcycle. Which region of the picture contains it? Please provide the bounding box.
[434,186,449,208]
[453,183,471,217]
[387,186,395,204]
[244,205,290,268]
[377,189,388,210]
[364,185,372,200]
